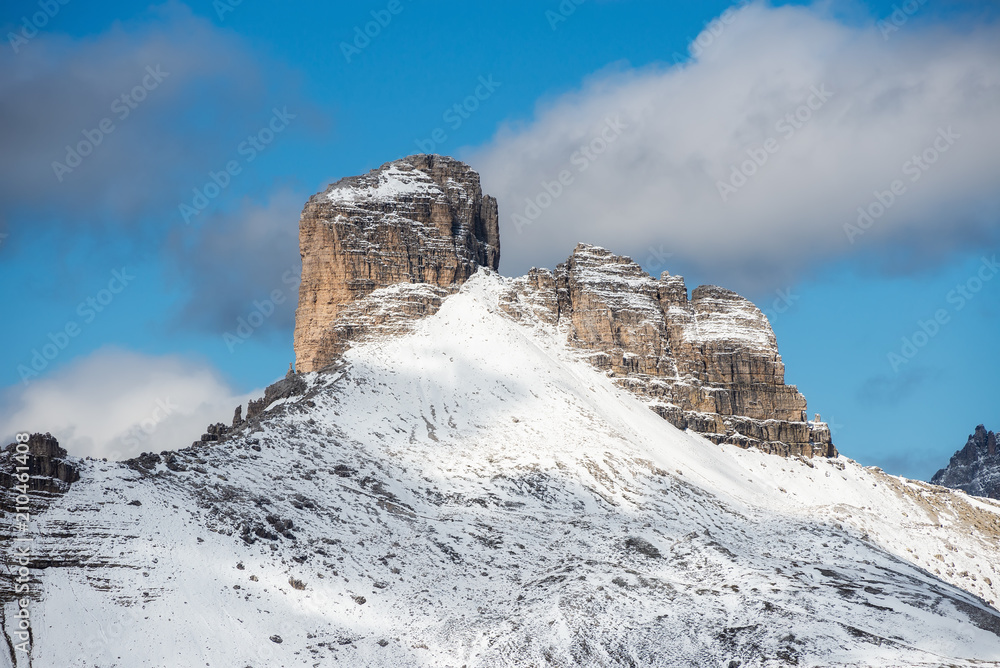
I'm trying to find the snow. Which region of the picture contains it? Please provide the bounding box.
[325,165,443,204]
[6,271,1000,667]
[684,303,776,348]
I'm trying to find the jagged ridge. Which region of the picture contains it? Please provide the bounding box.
[933,425,1000,499]
[292,155,833,458]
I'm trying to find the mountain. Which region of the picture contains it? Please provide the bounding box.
[3,156,1000,667]
[292,155,832,458]
[932,425,1000,500]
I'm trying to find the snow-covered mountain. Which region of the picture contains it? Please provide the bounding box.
[3,156,1000,667]
[4,271,1000,667]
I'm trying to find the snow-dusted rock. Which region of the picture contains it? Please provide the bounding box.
[293,154,500,372]
[500,244,834,457]
[933,425,1000,499]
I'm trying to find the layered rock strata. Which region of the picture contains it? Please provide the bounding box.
[292,155,833,457]
[0,433,80,602]
[0,432,79,495]
[293,154,500,372]
[500,244,834,457]
[932,425,1000,499]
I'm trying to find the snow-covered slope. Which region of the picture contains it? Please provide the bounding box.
[6,271,1000,667]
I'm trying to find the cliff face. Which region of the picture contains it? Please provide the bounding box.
[932,425,1000,499]
[499,244,834,457]
[293,154,500,372]
[0,433,79,602]
[291,155,833,457]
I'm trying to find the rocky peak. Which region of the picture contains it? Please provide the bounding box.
[294,154,500,372]
[500,243,835,457]
[0,432,79,494]
[291,158,833,457]
[932,424,1000,499]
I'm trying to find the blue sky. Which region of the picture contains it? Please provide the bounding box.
[0,0,997,479]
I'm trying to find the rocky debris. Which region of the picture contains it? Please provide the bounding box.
[0,432,79,494]
[293,154,500,372]
[125,372,310,480]
[932,425,1000,499]
[193,422,231,447]
[499,244,835,457]
[129,451,162,472]
[624,536,663,559]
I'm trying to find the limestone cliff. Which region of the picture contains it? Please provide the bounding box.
[291,155,833,457]
[499,244,834,457]
[293,154,500,372]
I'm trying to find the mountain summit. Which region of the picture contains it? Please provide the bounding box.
[932,424,1000,499]
[3,156,1000,666]
[293,154,833,458]
[294,155,500,373]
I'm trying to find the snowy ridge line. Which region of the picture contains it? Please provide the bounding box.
[3,271,1000,666]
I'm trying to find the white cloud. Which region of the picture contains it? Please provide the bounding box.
[0,348,261,460]
[471,1,1000,291]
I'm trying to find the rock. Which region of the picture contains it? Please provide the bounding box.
[932,425,1000,499]
[289,156,834,458]
[624,536,663,559]
[246,374,308,423]
[293,154,500,372]
[0,432,80,493]
[499,244,836,457]
[232,405,243,428]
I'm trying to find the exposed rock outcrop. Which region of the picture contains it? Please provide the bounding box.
[932,425,1000,499]
[499,244,835,457]
[0,432,79,494]
[0,433,80,603]
[294,154,500,372]
[290,155,833,457]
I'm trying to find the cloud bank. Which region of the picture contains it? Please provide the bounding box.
[0,2,298,227]
[471,1,1000,291]
[0,348,260,460]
